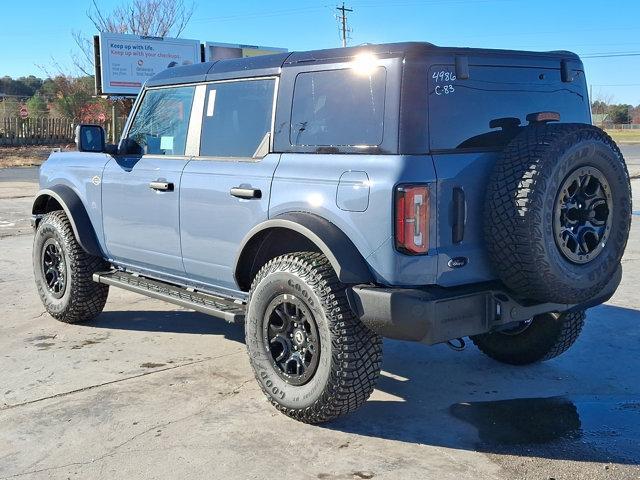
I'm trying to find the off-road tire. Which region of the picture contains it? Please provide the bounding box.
[485,123,631,304]
[471,310,586,365]
[33,210,109,323]
[245,252,382,424]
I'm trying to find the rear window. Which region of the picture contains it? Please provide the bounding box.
[290,67,386,147]
[200,79,275,158]
[427,65,588,150]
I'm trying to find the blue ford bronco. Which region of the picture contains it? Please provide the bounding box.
[32,42,631,423]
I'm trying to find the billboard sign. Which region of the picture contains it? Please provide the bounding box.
[96,32,201,96]
[204,42,287,62]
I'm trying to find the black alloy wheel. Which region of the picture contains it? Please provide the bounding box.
[553,166,612,264]
[484,123,631,304]
[263,294,320,386]
[41,238,66,298]
[245,251,382,423]
[33,210,110,323]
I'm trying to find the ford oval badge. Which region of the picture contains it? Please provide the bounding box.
[448,257,468,269]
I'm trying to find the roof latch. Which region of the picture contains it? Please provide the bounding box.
[561,59,574,83]
[455,56,469,80]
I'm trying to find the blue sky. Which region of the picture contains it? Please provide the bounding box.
[1,0,639,104]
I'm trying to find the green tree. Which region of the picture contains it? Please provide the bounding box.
[26,94,49,117]
[608,104,632,124]
[39,78,58,98]
[49,76,94,121]
[17,76,43,96]
[0,75,43,97]
[591,100,608,116]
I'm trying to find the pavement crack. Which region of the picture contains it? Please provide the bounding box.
[0,460,91,479]
[0,350,243,412]
[0,374,254,479]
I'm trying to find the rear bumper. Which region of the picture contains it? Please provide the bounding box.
[349,266,622,345]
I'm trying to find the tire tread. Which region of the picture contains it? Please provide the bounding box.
[34,211,109,323]
[246,252,382,423]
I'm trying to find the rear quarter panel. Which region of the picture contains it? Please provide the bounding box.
[270,153,440,286]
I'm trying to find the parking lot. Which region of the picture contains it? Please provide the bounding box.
[0,147,639,480]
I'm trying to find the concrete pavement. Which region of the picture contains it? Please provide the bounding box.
[0,151,639,479]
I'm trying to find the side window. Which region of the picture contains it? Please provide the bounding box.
[125,86,195,156]
[290,67,386,147]
[200,79,276,158]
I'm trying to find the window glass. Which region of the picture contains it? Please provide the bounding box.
[427,65,588,150]
[200,79,275,158]
[290,67,386,147]
[125,86,195,155]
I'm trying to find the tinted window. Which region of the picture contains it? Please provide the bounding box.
[200,79,275,157]
[428,65,588,150]
[290,67,386,147]
[126,86,195,155]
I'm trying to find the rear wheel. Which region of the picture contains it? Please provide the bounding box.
[471,310,586,365]
[33,211,109,323]
[245,252,382,424]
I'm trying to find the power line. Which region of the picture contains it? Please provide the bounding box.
[590,84,640,87]
[190,6,330,24]
[582,52,640,59]
[336,3,353,48]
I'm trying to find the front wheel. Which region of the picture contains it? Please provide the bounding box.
[33,211,110,323]
[471,311,586,365]
[245,252,382,424]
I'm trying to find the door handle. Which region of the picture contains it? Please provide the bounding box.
[149,181,174,192]
[230,186,262,199]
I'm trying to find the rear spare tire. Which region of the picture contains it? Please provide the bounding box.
[485,123,631,304]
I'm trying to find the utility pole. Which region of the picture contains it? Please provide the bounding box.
[336,3,353,48]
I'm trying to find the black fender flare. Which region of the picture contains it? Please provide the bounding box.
[234,212,373,289]
[32,186,102,257]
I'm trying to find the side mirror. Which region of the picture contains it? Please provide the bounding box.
[75,124,106,153]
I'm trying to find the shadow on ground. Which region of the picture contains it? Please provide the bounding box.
[328,304,640,465]
[88,303,640,465]
[89,309,245,343]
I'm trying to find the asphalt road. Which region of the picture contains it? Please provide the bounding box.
[0,152,639,479]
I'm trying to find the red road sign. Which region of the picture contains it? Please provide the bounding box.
[98,113,106,122]
[19,107,28,119]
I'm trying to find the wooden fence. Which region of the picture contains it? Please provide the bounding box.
[0,117,127,146]
[1,117,75,146]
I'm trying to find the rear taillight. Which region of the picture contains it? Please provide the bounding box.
[395,185,429,254]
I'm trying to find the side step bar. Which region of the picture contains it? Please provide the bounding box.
[93,270,245,322]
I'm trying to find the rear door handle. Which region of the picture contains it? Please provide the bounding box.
[230,186,262,199]
[149,181,174,192]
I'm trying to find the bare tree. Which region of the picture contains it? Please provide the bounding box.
[591,90,615,118]
[88,0,193,37]
[72,0,195,76]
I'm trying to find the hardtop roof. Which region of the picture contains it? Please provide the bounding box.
[145,41,581,87]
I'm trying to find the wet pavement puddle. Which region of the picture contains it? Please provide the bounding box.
[450,396,640,463]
